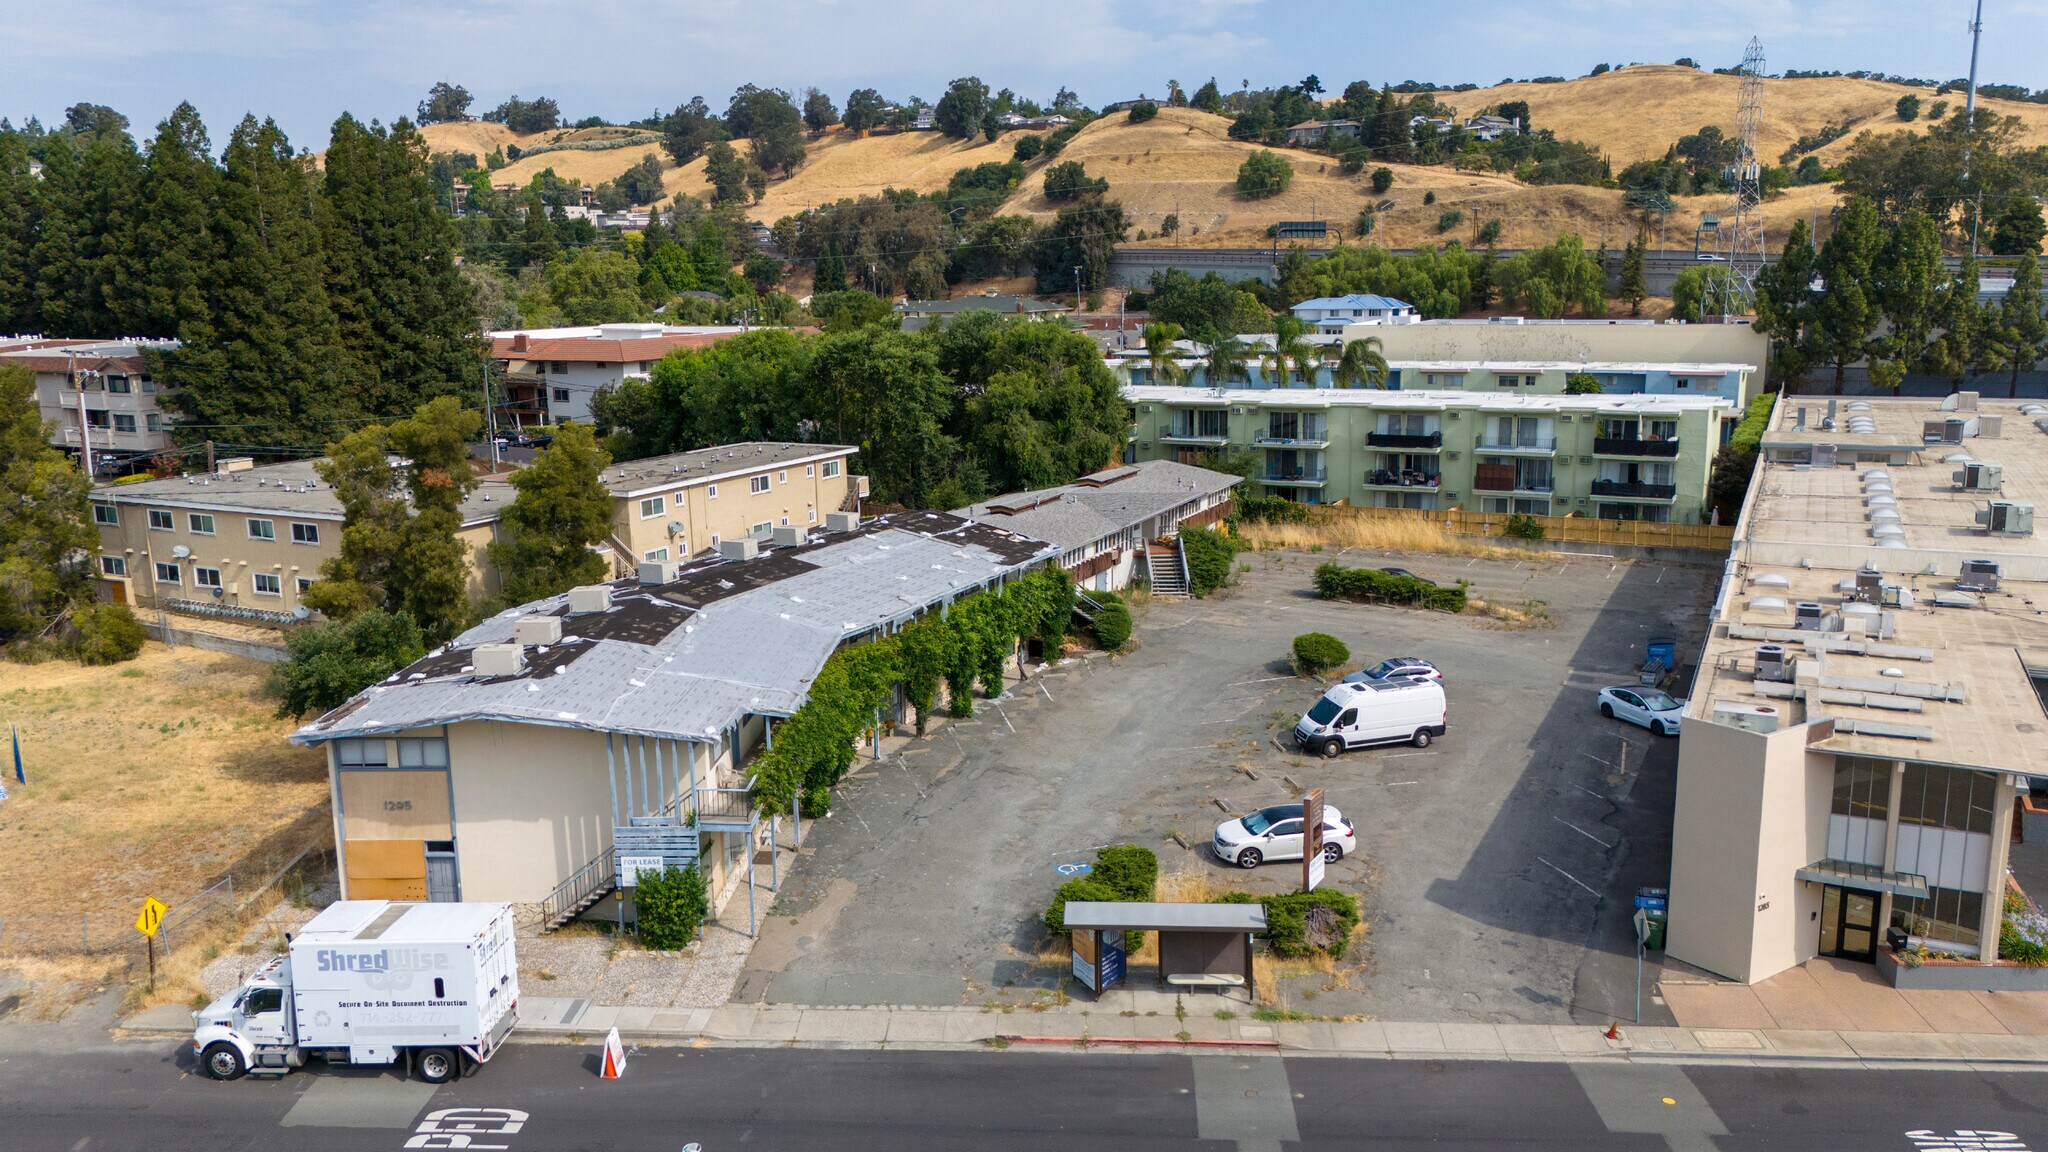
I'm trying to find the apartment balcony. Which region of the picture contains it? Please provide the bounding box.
[692,772,759,832]
[1474,437,1556,455]
[1591,479,1678,501]
[1593,436,1681,458]
[1472,475,1554,494]
[1160,428,1231,446]
[1261,470,1328,488]
[1252,434,1330,449]
[1362,469,1442,490]
[1366,431,1443,450]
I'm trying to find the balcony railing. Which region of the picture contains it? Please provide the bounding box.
[1594,436,1681,458]
[1591,479,1678,500]
[1363,470,1442,489]
[1162,427,1230,443]
[1475,437,1556,453]
[1261,470,1328,486]
[693,776,758,827]
[1366,431,1444,449]
[1252,434,1330,448]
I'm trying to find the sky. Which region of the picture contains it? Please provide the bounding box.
[3,0,2046,148]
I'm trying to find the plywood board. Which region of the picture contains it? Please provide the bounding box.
[344,837,427,881]
[346,876,429,901]
[340,770,451,840]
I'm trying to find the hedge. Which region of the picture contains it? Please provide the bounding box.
[1291,632,1349,676]
[1213,889,1361,958]
[635,864,708,949]
[1234,496,1311,525]
[1043,878,1117,933]
[1087,590,1132,652]
[1179,526,1240,597]
[1044,845,1158,948]
[1313,562,1468,613]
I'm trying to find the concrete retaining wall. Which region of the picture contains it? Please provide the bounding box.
[144,622,288,664]
[1878,947,2048,991]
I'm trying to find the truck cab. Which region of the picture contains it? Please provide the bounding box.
[192,956,302,1079]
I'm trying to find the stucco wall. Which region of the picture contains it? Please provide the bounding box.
[445,720,615,903]
[1336,322,1768,392]
[1667,718,1770,981]
[610,455,854,564]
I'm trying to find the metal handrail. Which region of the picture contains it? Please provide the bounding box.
[694,783,756,822]
[541,848,616,927]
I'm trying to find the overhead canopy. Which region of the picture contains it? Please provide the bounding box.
[1061,902,1267,932]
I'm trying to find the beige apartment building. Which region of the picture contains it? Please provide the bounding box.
[2,338,181,468]
[1335,316,1770,393]
[599,442,863,571]
[1669,393,2048,992]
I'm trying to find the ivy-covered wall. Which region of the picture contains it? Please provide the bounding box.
[748,567,1076,816]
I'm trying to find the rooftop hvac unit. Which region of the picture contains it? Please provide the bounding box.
[1712,701,1781,734]
[1923,418,1967,445]
[1753,643,1793,682]
[566,584,613,614]
[637,560,680,587]
[471,643,524,678]
[1793,601,1826,630]
[771,525,805,548]
[1978,500,2036,537]
[1955,462,2003,491]
[1812,443,1838,467]
[717,537,760,561]
[1854,567,1884,603]
[513,614,563,645]
[1978,415,2003,439]
[826,510,860,533]
[1956,558,2001,593]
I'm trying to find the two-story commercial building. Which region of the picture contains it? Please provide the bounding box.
[1670,394,2048,993]
[2,338,180,470]
[598,442,864,571]
[1126,385,1734,524]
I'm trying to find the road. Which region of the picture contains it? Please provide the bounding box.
[7,1034,2048,1151]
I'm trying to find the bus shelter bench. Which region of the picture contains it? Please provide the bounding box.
[1165,973,1245,988]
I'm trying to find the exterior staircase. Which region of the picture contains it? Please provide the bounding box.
[1145,537,1191,599]
[540,820,702,932]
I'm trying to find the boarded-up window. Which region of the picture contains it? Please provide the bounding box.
[340,770,452,840]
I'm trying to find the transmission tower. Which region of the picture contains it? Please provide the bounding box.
[1721,37,1766,318]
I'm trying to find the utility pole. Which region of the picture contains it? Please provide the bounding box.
[69,351,95,482]
[1073,265,1083,314]
[483,361,500,470]
[1963,0,1986,255]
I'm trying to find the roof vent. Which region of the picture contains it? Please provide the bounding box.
[826,510,860,533]
[1932,591,1979,609]
[1955,461,2003,491]
[1712,701,1781,734]
[472,643,524,678]
[567,584,613,614]
[513,615,563,645]
[772,525,805,548]
[1751,572,1790,588]
[638,560,679,586]
[1749,595,1789,611]
[1793,601,1826,629]
[1754,643,1793,682]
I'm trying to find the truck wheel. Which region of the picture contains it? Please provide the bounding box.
[414,1048,457,1085]
[202,1042,246,1081]
[1411,729,1432,748]
[1321,737,1343,758]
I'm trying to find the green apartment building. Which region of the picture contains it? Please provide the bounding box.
[1125,385,1736,524]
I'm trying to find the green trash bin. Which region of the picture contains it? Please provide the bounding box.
[1643,909,1667,952]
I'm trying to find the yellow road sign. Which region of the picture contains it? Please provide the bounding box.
[135,896,168,938]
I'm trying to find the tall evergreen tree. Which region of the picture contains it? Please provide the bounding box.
[0,129,42,333]
[1869,207,1945,390]
[1619,232,1648,316]
[1983,253,2047,398]
[1752,217,1817,388]
[28,139,98,334]
[116,103,220,340]
[814,242,847,292]
[486,423,613,605]
[1923,251,1988,394]
[1805,198,1884,394]
[320,115,482,417]
[0,363,96,644]
[155,116,352,445]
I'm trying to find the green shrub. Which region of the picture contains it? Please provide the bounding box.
[634,864,708,949]
[1089,591,1132,652]
[1092,845,1158,902]
[70,602,146,666]
[1127,101,1159,123]
[1044,878,1118,933]
[2002,893,2048,965]
[1234,496,1311,525]
[1436,208,1463,234]
[1179,526,1240,597]
[1370,167,1394,194]
[1312,563,1468,613]
[1564,372,1603,394]
[1477,219,1502,244]
[1236,150,1293,199]
[1213,889,1361,958]
[1013,134,1043,162]
[1291,632,1349,676]
[1503,513,1546,540]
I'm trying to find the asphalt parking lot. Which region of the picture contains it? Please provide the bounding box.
[735,547,1714,1024]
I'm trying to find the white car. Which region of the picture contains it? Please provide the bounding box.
[1213,802,1357,869]
[1344,657,1442,685]
[1597,686,1685,736]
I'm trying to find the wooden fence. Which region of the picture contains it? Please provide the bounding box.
[1315,504,1736,553]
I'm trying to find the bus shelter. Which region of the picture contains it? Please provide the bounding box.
[1062,902,1266,998]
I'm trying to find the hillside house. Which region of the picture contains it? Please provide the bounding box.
[1464,114,1522,141]
[1283,119,1359,147]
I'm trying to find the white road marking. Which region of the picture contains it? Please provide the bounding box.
[1537,855,1601,897]
[1554,815,1617,849]
[1383,780,1419,787]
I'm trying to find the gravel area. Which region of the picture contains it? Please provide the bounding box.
[197,881,339,1000]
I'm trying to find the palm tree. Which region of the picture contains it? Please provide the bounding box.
[1327,335,1390,390]
[1203,335,1251,389]
[1141,322,1186,386]
[1262,315,1317,387]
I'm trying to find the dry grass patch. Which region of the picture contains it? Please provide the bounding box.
[1465,597,1554,630]
[1234,518,1517,561]
[0,644,329,951]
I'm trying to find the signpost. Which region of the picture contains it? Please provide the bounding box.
[135,896,167,991]
[1302,789,1326,893]
[617,855,664,887]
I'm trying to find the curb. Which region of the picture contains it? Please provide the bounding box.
[997,1034,1281,1050]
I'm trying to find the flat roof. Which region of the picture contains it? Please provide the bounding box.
[1690,394,2048,775]
[958,459,1239,553]
[1124,385,1733,414]
[95,459,511,527]
[602,442,859,497]
[2,338,177,373]
[1118,359,1751,376]
[1061,902,1267,932]
[293,511,1057,747]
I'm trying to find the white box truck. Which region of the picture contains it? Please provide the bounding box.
[1293,677,1447,757]
[192,901,519,1083]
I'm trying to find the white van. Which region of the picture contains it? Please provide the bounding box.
[1293,678,1447,757]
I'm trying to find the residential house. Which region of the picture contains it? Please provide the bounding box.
[1464,114,1521,141]
[911,111,936,131]
[489,323,754,427]
[288,512,1056,920]
[1409,115,1456,133]
[598,441,865,571]
[2,338,180,471]
[89,458,513,622]
[958,460,1239,592]
[1669,394,2048,993]
[1283,119,1360,147]
[1291,294,1419,333]
[894,294,1070,333]
[1127,384,1732,523]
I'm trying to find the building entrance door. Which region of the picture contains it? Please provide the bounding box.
[425,844,459,903]
[1818,885,1878,962]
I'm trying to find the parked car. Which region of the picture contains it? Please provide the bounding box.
[1294,678,1448,756]
[1344,657,1442,685]
[1376,567,1436,586]
[1597,686,1685,735]
[1214,802,1357,869]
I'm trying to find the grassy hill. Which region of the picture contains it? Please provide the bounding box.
[418,64,2048,254]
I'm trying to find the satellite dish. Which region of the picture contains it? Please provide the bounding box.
[171,545,191,559]
[668,520,684,535]
[291,606,311,621]
[212,586,224,599]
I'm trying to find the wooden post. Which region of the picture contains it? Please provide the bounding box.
[147,934,156,993]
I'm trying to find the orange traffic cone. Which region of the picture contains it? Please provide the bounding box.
[600,1026,627,1079]
[1603,1022,1622,1041]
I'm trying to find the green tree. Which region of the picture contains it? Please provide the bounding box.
[272,610,428,718]
[417,82,473,125]
[33,128,141,338]
[801,87,839,134]
[814,242,847,291]
[1191,78,1225,114]
[704,140,748,202]
[1370,166,1394,194]
[1869,207,1947,389]
[661,97,727,164]
[1327,334,1389,389]
[1203,334,1253,387]
[633,864,708,949]
[1128,101,1159,124]
[544,249,654,324]
[937,315,1132,494]
[320,114,482,419]
[1989,196,2045,257]
[1141,321,1186,385]
[1671,264,1737,323]
[1565,372,1604,394]
[1236,150,1293,199]
[1619,232,1648,316]
[488,423,613,605]
[1495,233,1605,317]
[117,103,221,340]
[1041,160,1107,201]
[70,602,145,665]
[732,88,806,177]
[615,154,665,204]
[805,328,957,506]
[1806,197,1885,393]
[1029,196,1126,294]
[1983,253,2047,398]
[1752,217,1818,387]
[0,363,95,649]
[1895,94,1921,121]
[935,77,992,140]
[0,130,41,333]
[1262,315,1317,386]
[842,88,888,135]
[743,251,785,294]
[1923,251,1989,394]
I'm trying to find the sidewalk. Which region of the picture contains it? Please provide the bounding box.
[118,993,2048,1070]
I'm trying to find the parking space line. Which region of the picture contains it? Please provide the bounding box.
[1229,675,1295,687]
[1537,855,1600,897]
[1554,815,1617,849]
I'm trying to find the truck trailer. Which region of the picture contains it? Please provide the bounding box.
[192,901,518,1083]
